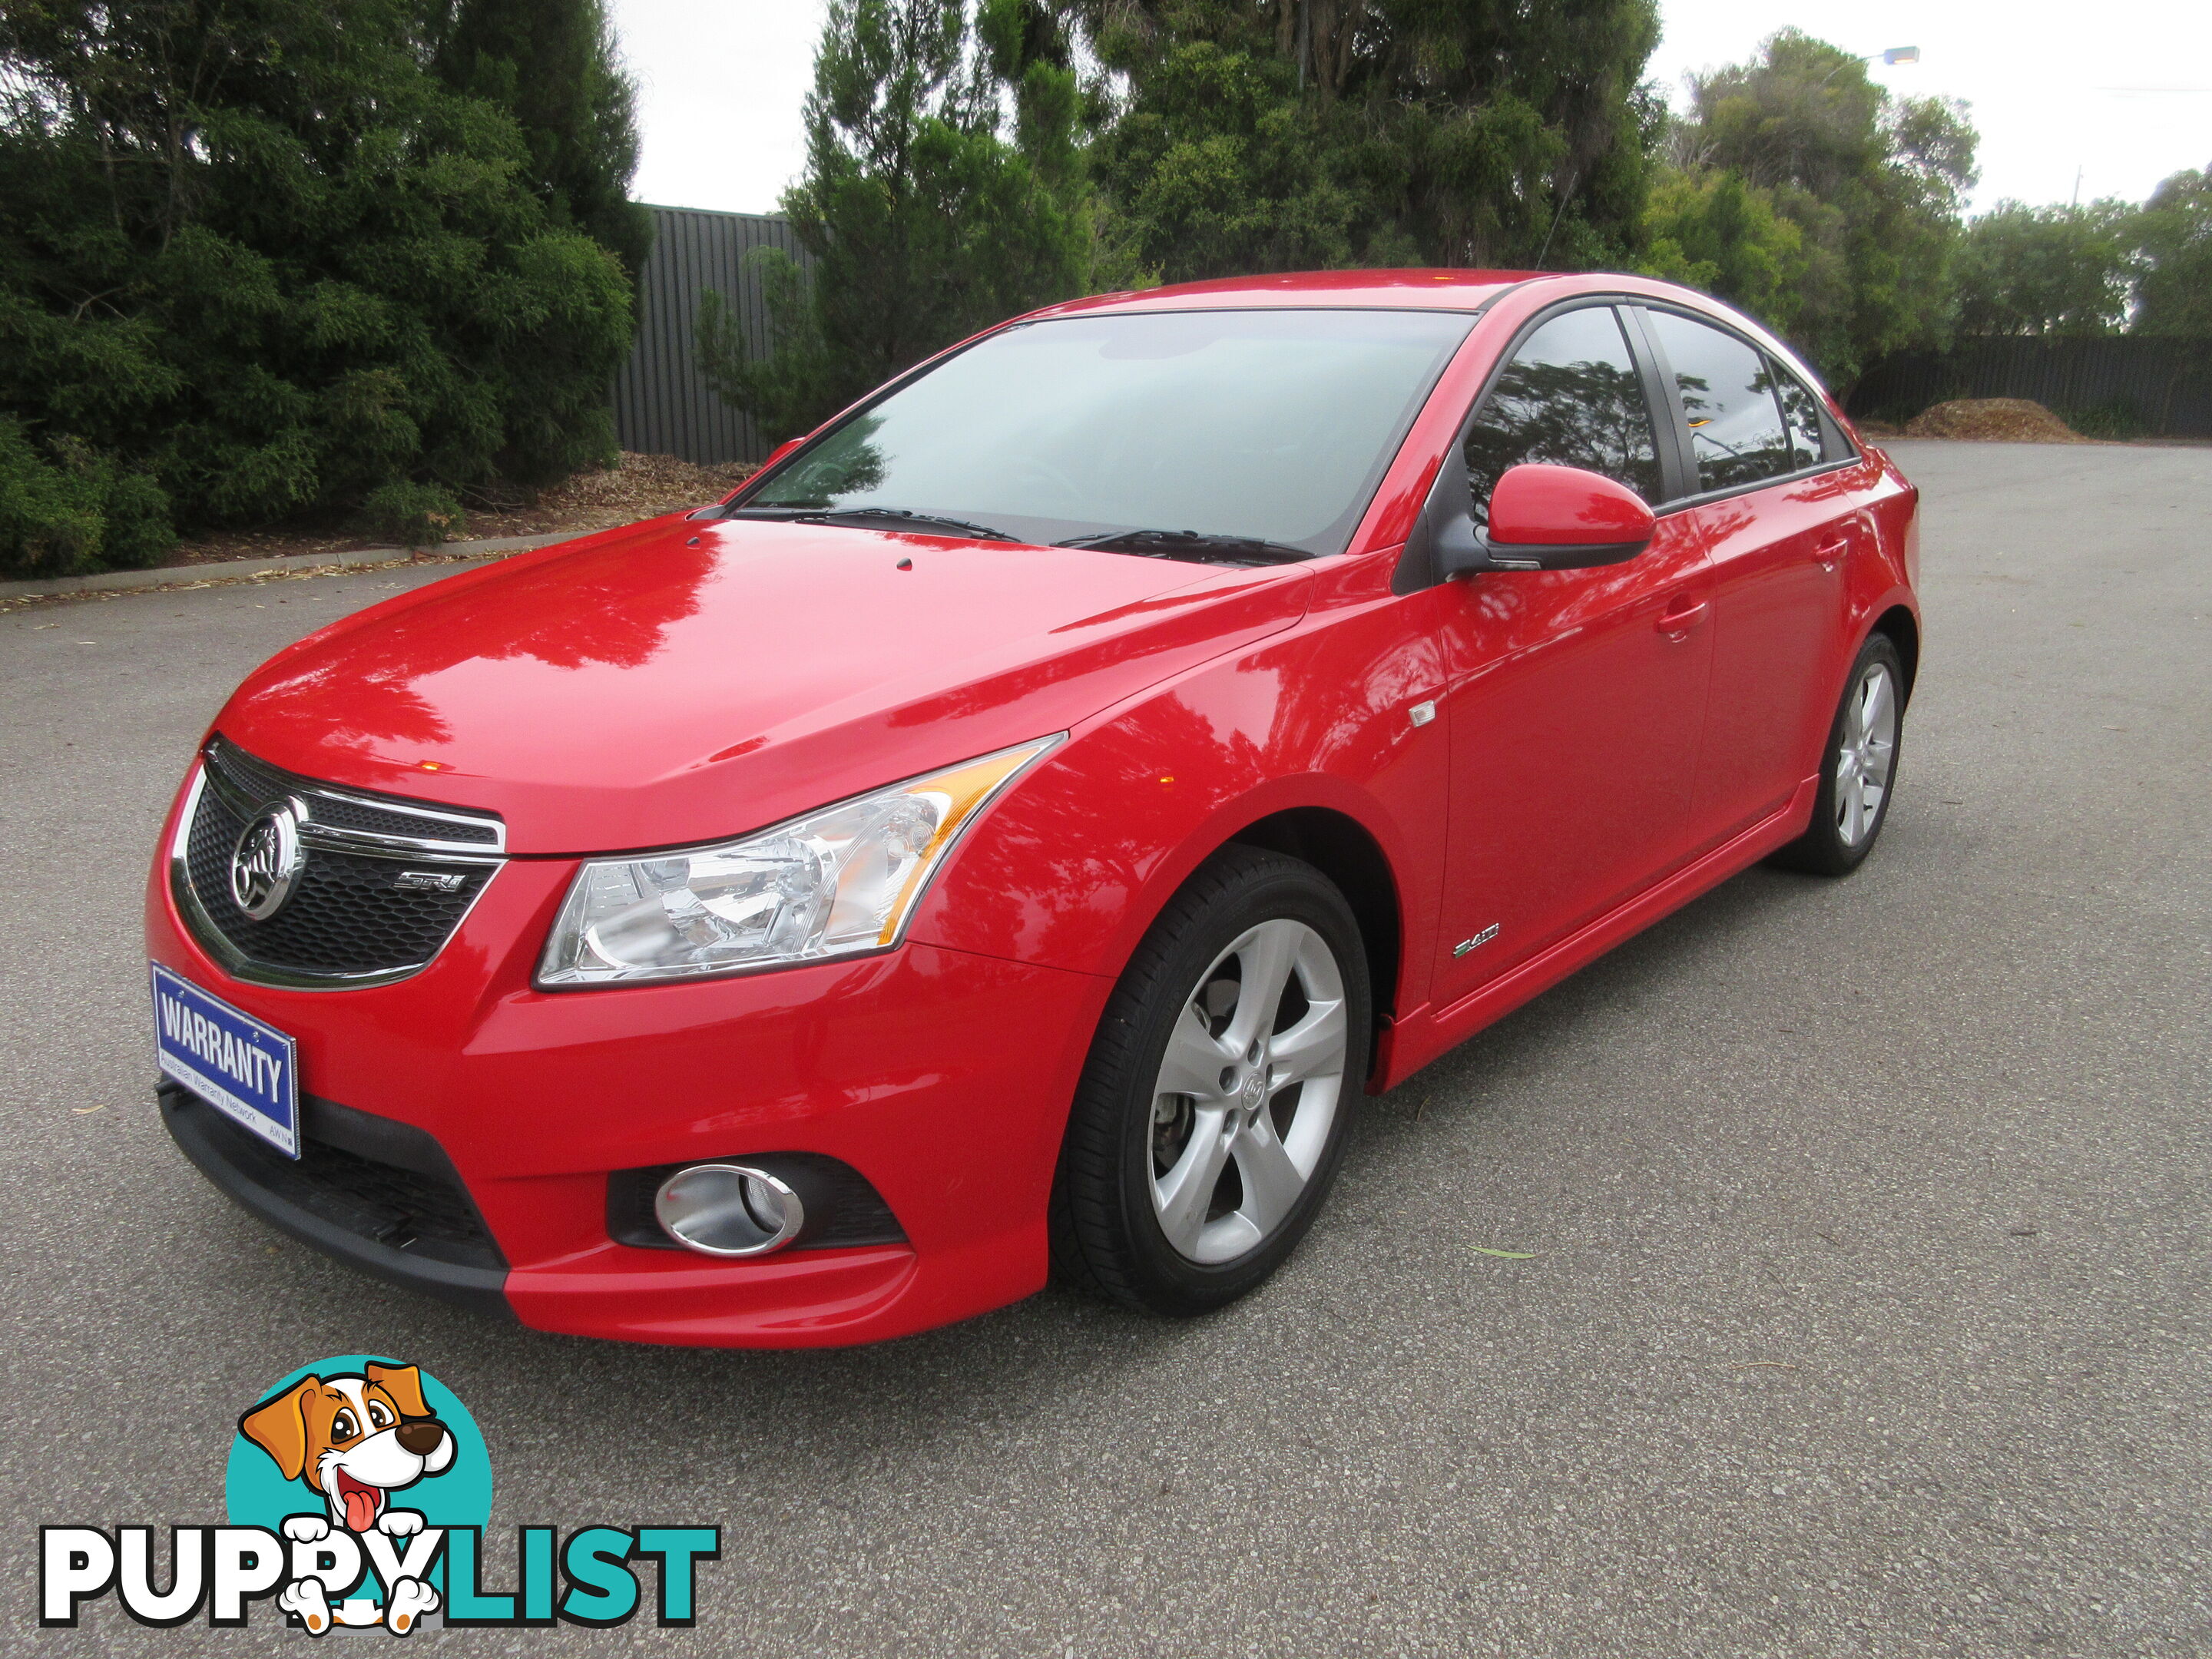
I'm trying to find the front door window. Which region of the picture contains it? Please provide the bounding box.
[1462,306,1664,523]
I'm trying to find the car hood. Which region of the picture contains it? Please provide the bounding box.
[215,515,1313,853]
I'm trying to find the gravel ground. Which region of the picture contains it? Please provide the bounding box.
[2,440,2206,1655]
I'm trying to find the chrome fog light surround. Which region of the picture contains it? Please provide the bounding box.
[653,1163,805,1257]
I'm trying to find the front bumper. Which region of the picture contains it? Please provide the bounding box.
[160,1083,512,1318]
[147,845,1111,1347]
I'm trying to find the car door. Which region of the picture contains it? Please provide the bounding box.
[1634,306,1859,844]
[1427,301,1714,1011]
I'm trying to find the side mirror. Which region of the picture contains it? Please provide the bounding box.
[1415,462,1657,584]
[1483,463,1655,570]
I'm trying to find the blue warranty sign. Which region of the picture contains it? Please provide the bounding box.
[151,962,300,1157]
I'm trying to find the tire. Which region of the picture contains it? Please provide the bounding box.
[1050,845,1371,1316]
[1770,631,1906,876]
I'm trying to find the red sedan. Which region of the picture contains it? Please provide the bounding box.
[147,270,1919,1346]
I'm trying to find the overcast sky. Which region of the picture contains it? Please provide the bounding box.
[606,0,2210,220]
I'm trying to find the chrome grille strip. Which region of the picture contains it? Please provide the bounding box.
[204,737,507,854]
[293,823,506,865]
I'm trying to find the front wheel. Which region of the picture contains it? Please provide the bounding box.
[1050,846,1370,1316]
[1770,632,1905,876]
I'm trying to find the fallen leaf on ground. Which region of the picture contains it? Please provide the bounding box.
[1472,1247,1537,1259]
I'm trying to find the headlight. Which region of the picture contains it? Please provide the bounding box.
[535,736,1063,987]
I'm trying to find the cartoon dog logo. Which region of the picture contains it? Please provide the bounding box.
[238,1361,453,1634]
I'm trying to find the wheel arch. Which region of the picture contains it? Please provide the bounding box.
[1224,806,1405,1032]
[1870,604,1919,703]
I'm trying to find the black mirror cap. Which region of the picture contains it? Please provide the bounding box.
[1482,533,1651,572]
[1392,460,1652,590]
[1426,515,1650,580]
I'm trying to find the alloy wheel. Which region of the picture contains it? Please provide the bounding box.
[1147,918,1349,1264]
[1834,660,1897,847]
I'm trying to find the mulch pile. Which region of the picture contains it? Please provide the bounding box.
[484,451,757,538]
[1902,399,2093,444]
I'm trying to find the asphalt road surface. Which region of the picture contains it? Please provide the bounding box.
[4,441,2206,1656]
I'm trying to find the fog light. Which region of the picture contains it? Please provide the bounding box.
[654,1163,804,1257]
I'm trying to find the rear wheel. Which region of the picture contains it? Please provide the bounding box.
[1771,632,1905,876]
[1050,846,1370,1316]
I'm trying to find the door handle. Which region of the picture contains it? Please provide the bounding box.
[1815,535,1849,571]
[1657,595,1707,637]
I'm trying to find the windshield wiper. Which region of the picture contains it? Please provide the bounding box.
[1054,528,1310,567]
[723,505,1019,543]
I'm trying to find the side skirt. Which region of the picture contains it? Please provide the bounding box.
[1373,774,1819,1089]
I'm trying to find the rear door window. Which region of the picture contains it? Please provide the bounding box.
[1462,305,1664,525]
[1644,310,1795,493]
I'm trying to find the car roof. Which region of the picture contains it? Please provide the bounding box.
[1021,270,1831,397]
[1031,270,1550,317]
[1023,269,1749,324]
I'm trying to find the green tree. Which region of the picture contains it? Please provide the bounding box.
[0,0,634,576]
[428,0,654,280]
[1065,0,1662,282]
[2132,163,2212,336]
[1672,28,1978,384]
[696,0,1095,442]
[1639,167,1814,333]
[1952,200,2139,336]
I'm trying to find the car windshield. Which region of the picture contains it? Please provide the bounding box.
[736,307,1476,559]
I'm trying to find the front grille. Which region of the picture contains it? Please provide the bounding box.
[171,738,505,988]
[184,781,495,975]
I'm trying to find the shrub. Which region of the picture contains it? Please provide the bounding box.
[0,420,173,578]
[362,482,469,548]
[2063,398,2148,440]
[0,0,638,572]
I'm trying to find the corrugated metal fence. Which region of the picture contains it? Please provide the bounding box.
[612,206,810,465]
[619,218,2212,449]
[1848,336,2212,438]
